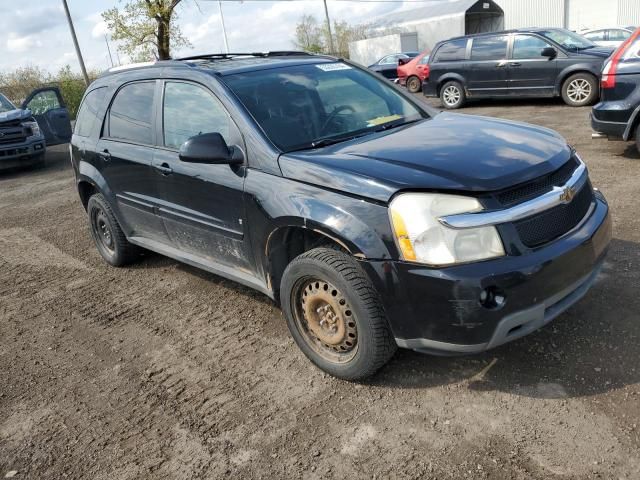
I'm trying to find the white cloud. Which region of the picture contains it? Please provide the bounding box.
[6,34,42,53]
[92,20,108,38]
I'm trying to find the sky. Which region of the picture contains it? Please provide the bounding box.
[0,0,425,74]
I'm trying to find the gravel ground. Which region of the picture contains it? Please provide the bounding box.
[1,96,639,479]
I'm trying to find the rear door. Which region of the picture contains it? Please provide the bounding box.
[507,34,558,96]
[467,35,510,96]
[22,87,72,145]
[96,80,168,243]
[152,80,252,271]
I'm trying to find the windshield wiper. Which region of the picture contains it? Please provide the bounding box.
[373,118,422,132]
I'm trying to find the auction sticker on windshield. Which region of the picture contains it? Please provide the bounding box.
[315,63,352,72]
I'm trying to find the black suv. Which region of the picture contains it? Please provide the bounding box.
[424,28,613,109]
[71,52,611,380]
[591,29,640,150]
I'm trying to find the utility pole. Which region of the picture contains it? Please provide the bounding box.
[61,0,90,86]
[218,0,229,53]
[104,34,114,67]
[323,0,335,55]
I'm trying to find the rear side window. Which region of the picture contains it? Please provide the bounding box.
[609,29,631,41]
[471,35,508,61]
[513,35,552,59]
[108,81,155,144]
[433,39,468,62]
[75,87,107,137]
[162,82,230,149]
[584,30,606,42]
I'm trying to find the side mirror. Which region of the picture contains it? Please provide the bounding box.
[541,47,558,59]
[178,132,242,165]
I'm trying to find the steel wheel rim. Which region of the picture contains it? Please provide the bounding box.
[292,278,358,363]
[443,86,461,106]
[92,207,114,253]
[567,79,591,103]
[408,78,420,91]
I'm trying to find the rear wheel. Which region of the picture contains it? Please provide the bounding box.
[635,123,640,154]
[280,247,396,380]
[406,75,422,93]
[440,81,466,109]
[561,73,598,107]
[87,193,140,267]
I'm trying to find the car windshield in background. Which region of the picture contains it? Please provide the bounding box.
[224,62,427,151]
[539,29,597,50]
[0,93,16,113]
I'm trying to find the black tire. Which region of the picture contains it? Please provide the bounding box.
[561,73,598,107]
[406,75,422,93]
[440,80,466,109]
[32,152,46,169]
[87,193,140,267]
[635,123,640,154]
[280,247,397,380]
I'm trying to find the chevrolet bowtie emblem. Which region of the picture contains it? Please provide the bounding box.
[559,186,576,203]
[0,132,5,137]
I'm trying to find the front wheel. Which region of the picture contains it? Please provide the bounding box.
[562,73,598,107]
[280,248,397,380]
[440,81,466,109]
[406,75,422,93]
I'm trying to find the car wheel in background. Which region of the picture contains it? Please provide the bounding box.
[406,76,422,93]
[635,123,640,153]
[280,247,397,380]
[440,81,466,109]
[87,193,140,267]
[562,73,598,107]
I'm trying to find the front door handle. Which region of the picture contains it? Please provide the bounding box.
[510,62,522,67]
[154,162,173,175]
[98,149,111,161]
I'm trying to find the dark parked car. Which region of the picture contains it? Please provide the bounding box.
[368,52,420,79]
[0,87,72,171]
[71,52,611,380]
[424,28,613,109]
[591,28,640,150]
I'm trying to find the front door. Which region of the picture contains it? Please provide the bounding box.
[152,80,252,271]
[22,87,72,145]
[97,80,167,243]
[507,34,558,96]
[466,35,510,97]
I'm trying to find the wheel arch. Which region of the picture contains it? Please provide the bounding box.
[555,66,599,94]
[436,74,467,96]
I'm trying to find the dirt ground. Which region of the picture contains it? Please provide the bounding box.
[1,96,639,479]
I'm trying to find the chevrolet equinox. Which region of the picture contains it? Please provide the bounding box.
[71,52,612,380]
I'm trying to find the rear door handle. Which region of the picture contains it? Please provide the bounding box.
[98,150,111,161]
[510,62,522,67]
[154,162,173,175]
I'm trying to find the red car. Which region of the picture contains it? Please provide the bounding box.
[397,51,430,93]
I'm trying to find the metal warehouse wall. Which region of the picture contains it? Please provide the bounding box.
[568,0,617,30]
[497,0,565,29]
[618,0,640,26]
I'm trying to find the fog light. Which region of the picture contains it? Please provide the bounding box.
[479,287,506,310]
[34,144,43,150]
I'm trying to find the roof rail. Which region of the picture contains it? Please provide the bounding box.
[176,51,313,61]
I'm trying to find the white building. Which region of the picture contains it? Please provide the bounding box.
[349,0,640,65]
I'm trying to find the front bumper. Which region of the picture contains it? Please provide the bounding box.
[361,193,611,355]
[0,137,46,171]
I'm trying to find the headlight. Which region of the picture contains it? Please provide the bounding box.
[22,121,41,138]
[389,193,505,266]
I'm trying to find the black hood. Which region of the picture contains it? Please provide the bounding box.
[0,108,32,125]
[570,46,615,58]
[279,113,572,203]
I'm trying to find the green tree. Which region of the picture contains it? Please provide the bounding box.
[293,15,371,58]
[102,0,191,61]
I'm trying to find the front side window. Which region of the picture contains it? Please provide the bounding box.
[163,82,230,149]
[433,39,468,62]
[513,35,553,59]
[26,90,61,115]
[75,87,107,137]
[108,82,155,144]
[471,35,508,61]
[0,93,15,113]
[224,62,426,151]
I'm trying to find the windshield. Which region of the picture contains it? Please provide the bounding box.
[0,93,16,113]
[224,62,427,151]
[538,29,597,50]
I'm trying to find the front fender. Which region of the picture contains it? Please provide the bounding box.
[555,64,601,93]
